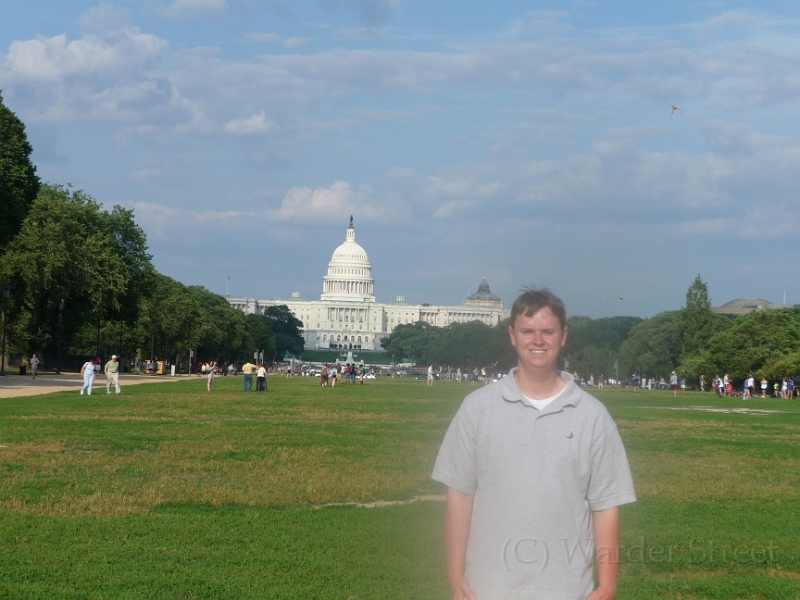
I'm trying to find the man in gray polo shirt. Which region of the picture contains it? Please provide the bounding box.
[433,289,636,600]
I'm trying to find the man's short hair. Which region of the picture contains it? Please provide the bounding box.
[510,288,567,330]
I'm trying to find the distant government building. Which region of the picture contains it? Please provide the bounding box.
[712,298,794,315]
[227,218,510,352]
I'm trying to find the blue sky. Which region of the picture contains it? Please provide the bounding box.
[3,0,800,318]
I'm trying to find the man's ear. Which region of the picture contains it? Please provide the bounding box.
[561,326,568,348]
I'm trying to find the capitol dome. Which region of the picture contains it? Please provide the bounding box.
[321,217,376,303]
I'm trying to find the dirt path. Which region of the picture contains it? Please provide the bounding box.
[0,373,185,399]
[317,494,447,509]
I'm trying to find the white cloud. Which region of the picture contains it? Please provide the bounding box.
[3,28,166,83]
[224,110,275,135]
[131,181,407,240]
[276,181,400,221]
[157,0,229,19]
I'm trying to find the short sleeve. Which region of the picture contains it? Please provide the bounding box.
[586,418,637,511]
[431,403,479,495]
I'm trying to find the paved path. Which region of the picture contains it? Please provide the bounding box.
[0,372,185,399]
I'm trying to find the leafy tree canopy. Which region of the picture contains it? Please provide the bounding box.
[244,313,277,363]
[618,311,683,378]
[2,184,151,354]
[701,308,800,382]
[380,321,440,364]
[264,305,304,359]
[187,285,249,363]
[0,91,40,251]
[679,274,719,359]
[429,320,516,371]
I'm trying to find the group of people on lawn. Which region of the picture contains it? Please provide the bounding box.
[319,362,365,387]
[699,373,796,399]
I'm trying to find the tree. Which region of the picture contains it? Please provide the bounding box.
[428,320,516,371]
[187,286,249,363]
[380,321,441,364]
[679,275,719,358]
[701,308,800,383]
[1,185,149,356]
[618,311,683,379]
[136,273,201,362]
[264,305,304,360]
[0,91,40,251]
[244,313,277,363]
[563,315,643,376]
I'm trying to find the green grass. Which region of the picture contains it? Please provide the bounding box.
[0,377,798,598]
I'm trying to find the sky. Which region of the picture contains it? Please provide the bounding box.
[2,0,800,319]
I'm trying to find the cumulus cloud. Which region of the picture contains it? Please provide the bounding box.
[224,110,275,135]
[3,28,165,83]
[275,181,402,221]
[131,181,407,241]
[6,7,799,138]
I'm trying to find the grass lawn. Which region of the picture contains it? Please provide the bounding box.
[0,375,798,599]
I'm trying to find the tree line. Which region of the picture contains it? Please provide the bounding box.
[382,276,800,388]
[0,91,303,370]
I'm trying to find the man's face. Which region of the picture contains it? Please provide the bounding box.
[509,307,567,372]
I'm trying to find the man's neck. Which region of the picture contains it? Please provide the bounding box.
[514,365,567,400]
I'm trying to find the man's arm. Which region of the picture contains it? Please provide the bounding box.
[587,506,620,600]
[445,488,476,600]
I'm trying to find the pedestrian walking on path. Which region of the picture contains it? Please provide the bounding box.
[105,355,121,395]
[80,359,96,395]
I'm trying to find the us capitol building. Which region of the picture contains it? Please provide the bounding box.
[227,218,510,352]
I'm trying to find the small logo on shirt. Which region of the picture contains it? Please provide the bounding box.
[565,432,574,438]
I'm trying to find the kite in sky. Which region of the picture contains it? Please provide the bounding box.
[668,104,683,116]
[602,296,624,302]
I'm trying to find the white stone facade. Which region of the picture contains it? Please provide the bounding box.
[227,220,510,352]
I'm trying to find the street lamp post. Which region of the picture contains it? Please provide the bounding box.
[1,287,9,376]
[56,300,65,374]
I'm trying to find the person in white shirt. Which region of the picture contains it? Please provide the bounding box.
[256,363,267,391]
[80,360,96,395]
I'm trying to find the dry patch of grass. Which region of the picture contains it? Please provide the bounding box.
[0,428,441,516]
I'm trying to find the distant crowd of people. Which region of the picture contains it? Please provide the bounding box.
[699,373,796,399]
